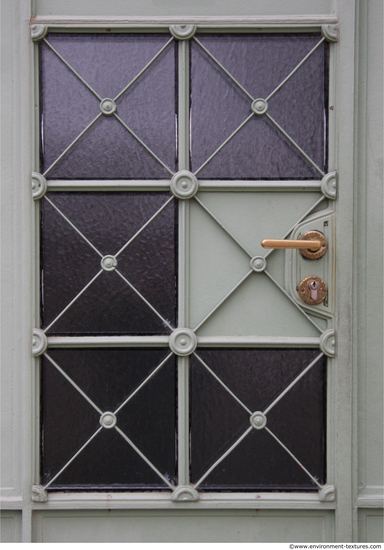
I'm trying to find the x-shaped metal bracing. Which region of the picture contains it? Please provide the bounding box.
[42,350,175,489]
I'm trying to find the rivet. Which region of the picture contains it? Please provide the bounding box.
[251,98,268,116]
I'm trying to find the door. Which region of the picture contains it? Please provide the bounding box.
[30,20,339,540]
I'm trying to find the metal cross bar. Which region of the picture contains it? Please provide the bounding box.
[115,196,174,258]
[114,114,174,176]
[43,427,103,489]
[263,352,324,415]
[263,195,326,260]
[194,426,253,489]
[44,270,104,333]
[43,38,102,101]
[194,114,255,177]
[193,269,253,332]
[266,37,326,102]
[43,113,102,178]
[114,38,174,101]
[193,37,254,102]
[193,195,253,258]
[264,270,324,333]
[115,269,174,331]
[266,113,325,177]
[115,426,174,489]
[44,352,103,414]
[114,352,174,415]
[193,352,253,415]
[44,196,104,257]
[265,426,322,488]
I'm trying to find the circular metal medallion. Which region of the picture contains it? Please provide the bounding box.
[101,255,118,271]
[170,171,199,199]
[100,98,117,116]
[250,411,267,430]
[250,256,267,272]
[251,98,268,115]
[100,412,117,429]
[169,328,197,356]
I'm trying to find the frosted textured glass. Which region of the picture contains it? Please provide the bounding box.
[41,193,177,335]
[41,349,176,490]
[40,34,176,179]
[191,34,328,179]
[190,349,326,490]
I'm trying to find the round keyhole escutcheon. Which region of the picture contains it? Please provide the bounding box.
[299,230,328,260]
[298,275,327,305]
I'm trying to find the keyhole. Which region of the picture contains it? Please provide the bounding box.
[309,280,320,300]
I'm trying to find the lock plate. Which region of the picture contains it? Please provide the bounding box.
[299,230,327,260]
[298,275,327,305]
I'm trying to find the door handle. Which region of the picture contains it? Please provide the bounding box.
[261,239,321,250]
[261,230,327,259]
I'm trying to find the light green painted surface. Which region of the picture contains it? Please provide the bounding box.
[0,512,22,543]
[32,510,334,542]
[355,0,384,499]
[35,0,334,18]
[358,510,384,543]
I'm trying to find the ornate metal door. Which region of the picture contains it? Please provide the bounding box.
[32,24,338,503]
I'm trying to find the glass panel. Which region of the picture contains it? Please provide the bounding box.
[40,34,177,179]
[41,349,176,490]
[190,34,328,179]
[41,193,177,335]
[190,349,326,490]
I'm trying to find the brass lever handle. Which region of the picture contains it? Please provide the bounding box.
[261,230,327,260]
[261,239,321,250]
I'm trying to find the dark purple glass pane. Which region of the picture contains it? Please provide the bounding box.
[41,349,176,490]
[41,193,177,335]
[40,34,176,179]
[190,349,326,490]
[191,34,327,179]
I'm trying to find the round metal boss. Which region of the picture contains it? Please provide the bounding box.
[299,230,327,260]
[250,256,267,272]
[169,328,197,356]
[251,98,268,115]
[32,329,48,357]
[101,255,117,271]
[100,412,117,429]
[100,98,117,116]
[170,171,199,199]
[250,411,267,430]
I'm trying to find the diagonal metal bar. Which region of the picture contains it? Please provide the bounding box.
[193,269,253,332]
[264,270,324,333]
[266,37,326,101]
[194,426,253,489]
[115,269,174,331]
[43,38,102,100]
[115,426,174,489]
[193,195,253,258]
[115,196,174,258]
[263,352,324,415]
[266,113,325,177]
[44,270,104,333]
[263,195,326,260]
[114,352,174,415]
[44,352,103,414]
[194,114,254,177]
[44,196,103,257]
[193,37,254,102]
[44,427,103,489]
[265,426,322,488]
[114,38,174,102]
[43,113,102,177]
[193,352,253,415]
[114,114,174,176]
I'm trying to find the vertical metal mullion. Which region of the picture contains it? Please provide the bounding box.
[177,39,190,487]
[33,39,41,487]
